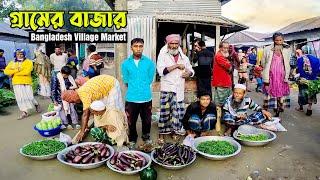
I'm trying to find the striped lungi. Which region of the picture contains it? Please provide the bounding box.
[263,95,290,110]
[158,91,185,135]
[214,87,232,106]
[13,84,39,112]
[223,111,266,126]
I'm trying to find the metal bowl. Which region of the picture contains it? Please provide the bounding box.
[107,150,151,175]
[193,136,241,160]
[233,126,277,146]
[150,149,197,170]
[57,142,114,169]
[20,140,67,160]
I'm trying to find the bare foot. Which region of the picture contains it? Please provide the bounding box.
[224,128,232,137]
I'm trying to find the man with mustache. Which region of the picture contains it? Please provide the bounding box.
[212,41,233,108]
[156,34,194,144]
[222,84,272,136]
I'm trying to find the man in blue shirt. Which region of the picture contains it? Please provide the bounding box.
[121,38,156,148]
[0,49,10,89]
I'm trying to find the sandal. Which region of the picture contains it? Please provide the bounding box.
[306,109,312,116]
[17,112,29,120]
[35,105,42,113]
[295,106,304,112]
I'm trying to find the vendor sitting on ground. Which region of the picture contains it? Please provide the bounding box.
[61,75,125,143]
[182,91,217,137]
[90,100,128,147]
[223,84,272,136]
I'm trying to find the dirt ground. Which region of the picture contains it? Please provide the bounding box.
[0,88,319,180]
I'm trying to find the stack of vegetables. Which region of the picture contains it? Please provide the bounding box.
[0,89,15,108]
[64,143,111,164]
[22,139,66,156]
[307,79,320,96]
[237,134,269,141]
[153,143,196,166]
[109,152,149,171]
[35,118,62,131]
[197,140,237,156]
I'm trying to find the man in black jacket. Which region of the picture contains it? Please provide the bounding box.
[193,41,214,98]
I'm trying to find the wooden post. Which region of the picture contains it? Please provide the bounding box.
[215,25,221,53]
[114,0,127,97]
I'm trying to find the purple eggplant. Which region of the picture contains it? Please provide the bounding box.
[73,155,82,163]
[110,153,118,165]
[82,153,95,164]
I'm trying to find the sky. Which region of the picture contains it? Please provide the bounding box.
[222,0,320,33]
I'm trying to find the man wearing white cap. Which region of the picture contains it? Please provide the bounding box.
[222,84,272,136]
[89,100,128,147]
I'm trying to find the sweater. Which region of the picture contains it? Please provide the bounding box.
[211,52,232,88]
[4,59,33,85]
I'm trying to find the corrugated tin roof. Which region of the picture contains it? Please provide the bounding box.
[128,0,222,17]
[226,31,268,43]
[0,22,29,37]
[276,16,320,35]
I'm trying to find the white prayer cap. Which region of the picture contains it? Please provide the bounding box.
[90,100,106,111]
[234,84,247,91]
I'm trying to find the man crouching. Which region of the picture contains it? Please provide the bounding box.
[222,84,272,136]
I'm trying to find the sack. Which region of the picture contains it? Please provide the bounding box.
[260,118,287,132]
[183,134,195,148]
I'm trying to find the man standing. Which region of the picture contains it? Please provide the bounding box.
[248,48,257,81]
[121,38,156,148]
[212,41,233,107]
[50,46,68,74]
[193,41,214,97]
[0,49,10,89]
[157,34,194,144]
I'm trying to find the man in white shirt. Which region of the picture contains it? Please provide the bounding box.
[156,34,194,144]
[50,46,68,73]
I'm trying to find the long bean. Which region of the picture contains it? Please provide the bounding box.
[197,141,236,155]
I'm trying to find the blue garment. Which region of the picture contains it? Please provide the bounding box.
[121,55,156,102]
[248,53,257,65]
[297,55,320,80]
[67,56,78,69]
[0,56,6,70]
[51,75,72,104]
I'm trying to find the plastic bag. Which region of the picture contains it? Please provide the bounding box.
[59,132,72,146]
[260,118,287,132]
[183,134,195,148]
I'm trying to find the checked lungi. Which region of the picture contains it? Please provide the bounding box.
[158,91,185,135]
[223,111,266,126]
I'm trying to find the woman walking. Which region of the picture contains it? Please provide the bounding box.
[4,49,41,119]
[261,33,291,117]
[34,50,51,98]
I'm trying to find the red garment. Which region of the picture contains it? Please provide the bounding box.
[211,52,232,88]
[253,66,263,78]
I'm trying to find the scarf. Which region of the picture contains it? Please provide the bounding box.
[83,52,102,71]
[57,72,77,114]
[302,55,312,75]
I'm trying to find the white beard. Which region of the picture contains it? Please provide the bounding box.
[168,49,179,56]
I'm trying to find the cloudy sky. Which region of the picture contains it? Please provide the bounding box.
[222,0,320,33]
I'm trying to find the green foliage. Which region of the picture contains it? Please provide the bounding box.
[0,88,15,108]
[307,79,320,96]
[0,0,18,21]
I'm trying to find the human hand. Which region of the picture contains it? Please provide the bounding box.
[181,70,191,78]
[106,125,117,133]
[236,114,247,121]
[75,130,86,143]
[262,110,272,120]
[176,64,185,70]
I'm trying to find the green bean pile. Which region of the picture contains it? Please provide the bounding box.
[238,134,268,141]
[197,140,236,155]
[22,140,66,156]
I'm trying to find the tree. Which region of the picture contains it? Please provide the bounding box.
[0,0,18,22]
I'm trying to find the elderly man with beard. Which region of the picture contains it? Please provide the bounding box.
[222,84,272,136]
[212,41,233,107]
[157,34,195,144]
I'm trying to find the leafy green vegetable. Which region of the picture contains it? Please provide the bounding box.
[22,140,65,156]
[238,134,268,141]
[47,103,54,112]
[0,89,15,108]
[307,79,320,96]
[197,140,236,155]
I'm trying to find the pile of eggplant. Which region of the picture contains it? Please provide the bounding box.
[153,143,195,166]
[109,152,148,171]
[64,143,111,164]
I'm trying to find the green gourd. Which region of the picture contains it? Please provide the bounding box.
[139,166,157,180]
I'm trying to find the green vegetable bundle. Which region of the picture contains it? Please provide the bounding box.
[238,134,268,141]
[22,140,66,156]
[307,79,320,96]
[0,89,15,108]
[197,140,236,156]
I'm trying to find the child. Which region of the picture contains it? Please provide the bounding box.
[238,57,249,84]
[253,65,263,92]
[51,66,80,130]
